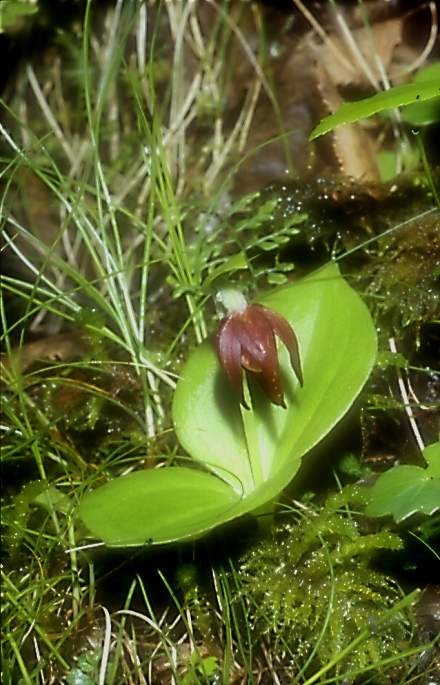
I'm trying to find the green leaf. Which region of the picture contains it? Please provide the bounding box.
[266,272,288,285]
[78,262,377,546]
[401,95,440,127]
[339,453,371,478]
[309,81,440,141]
[66,670,95,685]
[201,252,248,294]
[365,439,440,523]
[0,1,38,33]
[259,240,279,251]
[234,199,277,231]
[401,63,440,127]
[78,468,241,547]
[376,350,408,369]
[182,653,219,685]
[411,63,440,84]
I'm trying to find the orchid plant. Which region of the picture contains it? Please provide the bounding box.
[78,262,377,546]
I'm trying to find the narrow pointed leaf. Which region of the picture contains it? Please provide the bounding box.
[310,81,440,140]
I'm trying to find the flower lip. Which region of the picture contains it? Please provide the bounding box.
[217,300,303,409]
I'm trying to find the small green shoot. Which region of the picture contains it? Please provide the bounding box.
[66,650,103,685]
[182,653,219,685]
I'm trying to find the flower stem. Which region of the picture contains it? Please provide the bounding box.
[240,376,264,489]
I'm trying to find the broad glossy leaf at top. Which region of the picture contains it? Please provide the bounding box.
[78,262,377,546]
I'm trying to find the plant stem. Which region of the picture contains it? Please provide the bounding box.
[240,377,264,488]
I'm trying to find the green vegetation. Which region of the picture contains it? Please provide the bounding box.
[1,1,439,683]
[238,486,410,684]
[78,262,377,546]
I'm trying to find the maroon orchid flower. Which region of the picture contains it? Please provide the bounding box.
[216,288,303,409]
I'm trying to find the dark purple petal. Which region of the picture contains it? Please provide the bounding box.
[232,307,285,407]
[230,307,269,366]
[217,316,247,407]
[216,301,302,409]
[257,305,303,387]
[246,344,285,407]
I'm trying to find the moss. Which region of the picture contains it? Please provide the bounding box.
[258,172,440,332]
[175,563,215,640]
[362,210,439,330]
[3,480,48,556]
[238,485,409,682]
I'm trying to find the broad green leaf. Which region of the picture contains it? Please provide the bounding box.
[310,81,440,140]
[78,468,241,547]
[365,439,440,522]
[78,262,377,546]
